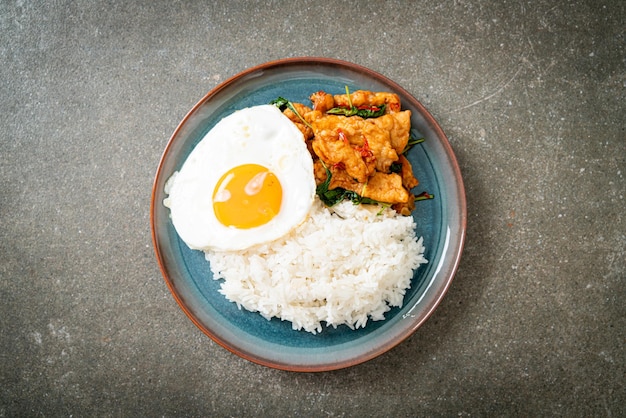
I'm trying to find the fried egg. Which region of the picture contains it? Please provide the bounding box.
[165,105,316,252]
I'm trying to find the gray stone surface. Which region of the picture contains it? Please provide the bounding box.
[1,0,624,416]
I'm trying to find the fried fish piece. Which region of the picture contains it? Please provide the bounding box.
[312,114,398,176]
[309,91,335,113]
[311,127,374,183]
[332,90,402,114]
[367,110,412,154]
[326,163,362,192]
[397,154,419,190]
[362,172,410,203]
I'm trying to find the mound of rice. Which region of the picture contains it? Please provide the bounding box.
[205,198,427,334]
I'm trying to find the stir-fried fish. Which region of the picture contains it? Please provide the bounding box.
[279,89,421,213]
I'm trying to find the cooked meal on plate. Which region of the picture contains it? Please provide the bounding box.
[163,88,431,334]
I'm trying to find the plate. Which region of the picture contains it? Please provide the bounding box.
[151,57,466,371]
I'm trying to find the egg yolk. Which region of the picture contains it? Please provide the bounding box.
[213,164,283,229]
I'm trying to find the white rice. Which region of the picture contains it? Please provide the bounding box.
[205,198,427,334]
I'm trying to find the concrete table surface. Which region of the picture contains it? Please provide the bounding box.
[1,1,624,416]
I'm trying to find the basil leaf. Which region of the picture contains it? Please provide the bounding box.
[355,105,386,119]
[389,162,403,174]
[315,163,332,195]
[319,188,349,207]
[403,130,425,154]
[269,97,289,110]
[326,107,359,117]
[326,104,386,119]
[351,193,381,205]
[315,163,342,206]
[414,191,434,201]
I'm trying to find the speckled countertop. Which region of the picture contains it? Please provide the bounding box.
[1,1,624,416]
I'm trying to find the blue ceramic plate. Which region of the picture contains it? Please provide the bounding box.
[151,58,466,371]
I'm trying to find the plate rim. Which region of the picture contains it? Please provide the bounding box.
[150,57,467,372]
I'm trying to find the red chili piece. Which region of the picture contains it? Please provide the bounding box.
[354,136,373,159]
[337,128,349,144]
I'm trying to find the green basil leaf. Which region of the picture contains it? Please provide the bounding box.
[326,107,358,117]
[326,104,386,119]
[389,162,403,174]
[355,105,386,119]
[315,163,343,206]
[403,130,425,154]
[269,97,289,110]
[319,189,348,207]
[414,191,434,201]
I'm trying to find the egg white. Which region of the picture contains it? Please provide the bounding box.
[165,105,316,252]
